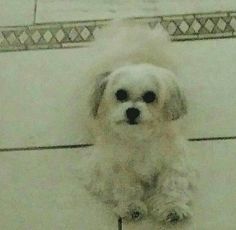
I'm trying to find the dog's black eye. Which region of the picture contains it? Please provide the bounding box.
[142,91,156,103]
[115,89,128,102]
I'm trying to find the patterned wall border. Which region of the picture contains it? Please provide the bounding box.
[1,11,236,52]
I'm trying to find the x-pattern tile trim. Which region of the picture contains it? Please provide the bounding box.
[1,11,236,52]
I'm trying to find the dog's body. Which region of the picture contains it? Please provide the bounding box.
[81,23,196,224]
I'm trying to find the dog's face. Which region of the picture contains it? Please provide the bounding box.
[90,64,187,139]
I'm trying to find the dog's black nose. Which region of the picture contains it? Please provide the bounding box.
[126,108,140,123]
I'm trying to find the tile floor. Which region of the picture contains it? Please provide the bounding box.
[1,1,236,229]
[0,0,35,26]
[0,48,93,148]
[0,142,236,229]
[1,39,236,149]
[0,148,117,230]
[36,0,236,23]
[1,0,236,26]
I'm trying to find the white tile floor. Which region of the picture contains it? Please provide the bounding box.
[0,48,93,148]
[1,39,236,149]
[0,0,35,26]
[36,0,236,23]
[1,0,236,27]
[0,141,236,229]
[0,148,117,230]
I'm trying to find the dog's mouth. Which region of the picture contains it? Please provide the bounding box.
[116,120,140,126]
[127,120,139,125]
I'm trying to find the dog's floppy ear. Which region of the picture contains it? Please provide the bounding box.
[90,72,110,118]
[162,79,187,121]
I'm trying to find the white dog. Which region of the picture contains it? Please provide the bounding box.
[80,21,196,225]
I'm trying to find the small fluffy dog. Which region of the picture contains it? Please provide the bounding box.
[81,21,196,224]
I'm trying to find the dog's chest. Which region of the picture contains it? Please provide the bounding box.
[107,145,162,184]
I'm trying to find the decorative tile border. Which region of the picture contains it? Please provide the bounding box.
[1,11,236,52]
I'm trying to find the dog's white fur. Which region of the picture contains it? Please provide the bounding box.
[80,21,196,224]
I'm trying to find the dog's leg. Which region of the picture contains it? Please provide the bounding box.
[148,164,193,224]
[112,172,147,222]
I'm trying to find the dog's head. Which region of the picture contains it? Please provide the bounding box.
[89,63,187,139]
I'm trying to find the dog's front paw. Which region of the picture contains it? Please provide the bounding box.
[114,200,148,222]
[149,201,192,224]
[161,205,192,224]
[128,202,147,222]
[166,210,181,223]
